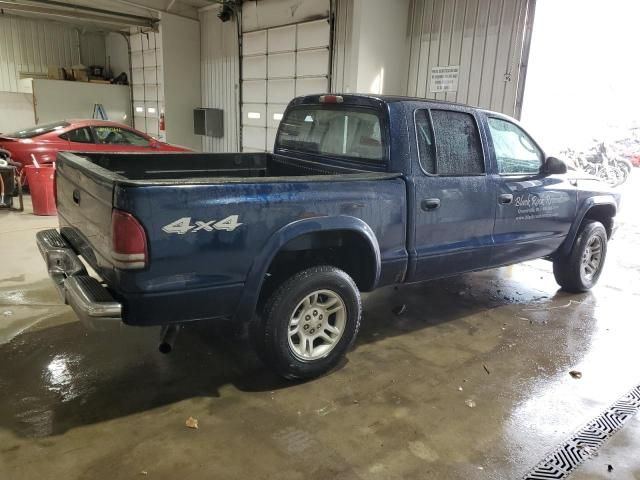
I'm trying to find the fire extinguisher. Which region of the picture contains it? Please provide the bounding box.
[159,112,166,141]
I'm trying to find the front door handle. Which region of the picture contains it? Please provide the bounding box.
[498,194,513,204]
[421,198,441,211]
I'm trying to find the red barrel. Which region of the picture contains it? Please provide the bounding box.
[24,165,57,216]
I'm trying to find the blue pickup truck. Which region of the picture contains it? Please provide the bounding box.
[37,94,621,379]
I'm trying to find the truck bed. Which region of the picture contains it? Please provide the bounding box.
[62,151,393,185]
[55,150,405,326]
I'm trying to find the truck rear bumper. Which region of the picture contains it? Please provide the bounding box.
[36,229,122,326]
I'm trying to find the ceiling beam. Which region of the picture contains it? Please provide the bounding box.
[116,0,198,20]
[0,0,158,27]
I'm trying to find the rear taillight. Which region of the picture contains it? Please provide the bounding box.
[111,209,148,269]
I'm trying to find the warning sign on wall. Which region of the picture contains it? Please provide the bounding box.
[429,66,459,93]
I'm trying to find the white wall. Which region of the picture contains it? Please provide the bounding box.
[406,0,533,117]
[0,16,81,92]
[31,79,131,125]
[354,0,411,95]
[0,15,111,135]
[79,33,107,67]
[200,7,240,153]
[332,0,412,95]
[331,0,355,93]
[333,0,534,117]
[0,92,34,134]
[0,16,110,91]
[160,13,201,150]
[105,33,130,79]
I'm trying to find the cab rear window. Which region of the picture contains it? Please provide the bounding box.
[277,106,385,162]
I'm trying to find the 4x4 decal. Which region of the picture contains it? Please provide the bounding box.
[162,215,242,234]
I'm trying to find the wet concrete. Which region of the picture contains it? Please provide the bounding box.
[1,183,639,479]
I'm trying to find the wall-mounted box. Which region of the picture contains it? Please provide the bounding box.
[194,108,223,137]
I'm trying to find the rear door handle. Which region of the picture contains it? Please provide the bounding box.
[421,198,441,211]
[498,194,513,204]
[72,189,81,204]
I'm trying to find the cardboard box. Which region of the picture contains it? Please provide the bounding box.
[47,66,65,80]
[72,68,89,82]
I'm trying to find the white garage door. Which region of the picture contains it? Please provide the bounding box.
[130,30,164,139]
[241,18,330,152]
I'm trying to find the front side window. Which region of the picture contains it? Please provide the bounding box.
[94,126,150,146]
[431,110,485,175]
[60,127,93,143]
[278,107,385,162]
[488,117,543,175]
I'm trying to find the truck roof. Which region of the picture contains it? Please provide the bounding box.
[292,93,506,118]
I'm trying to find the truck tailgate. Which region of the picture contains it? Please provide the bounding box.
[56,153,115,280]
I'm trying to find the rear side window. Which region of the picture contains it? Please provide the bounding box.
[278,107,385,162]
[416,109,485,176]
[431,110,484,175]
[60,127,93,143]
[7,121,70,139]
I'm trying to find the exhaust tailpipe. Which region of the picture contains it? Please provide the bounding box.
[159,325,180,354]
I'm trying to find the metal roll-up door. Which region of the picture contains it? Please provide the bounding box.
[406,0,535,118]
[241,18,330,152]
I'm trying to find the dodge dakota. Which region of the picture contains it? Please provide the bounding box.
[37,94,621,379]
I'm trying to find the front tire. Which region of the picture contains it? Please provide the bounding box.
[553,220,608,292]
[257,266,361,380]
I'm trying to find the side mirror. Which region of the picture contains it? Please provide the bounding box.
[541,156,567,175]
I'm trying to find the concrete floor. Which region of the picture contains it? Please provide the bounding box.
[1,178,639,480]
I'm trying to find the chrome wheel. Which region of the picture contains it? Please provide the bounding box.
[581,235,603,281]
[287,289,346,361]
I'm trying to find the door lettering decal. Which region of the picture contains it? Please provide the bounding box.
[512,192,568,221]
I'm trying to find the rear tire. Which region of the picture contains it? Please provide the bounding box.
[256,266,361,380]
[553,220,608,292]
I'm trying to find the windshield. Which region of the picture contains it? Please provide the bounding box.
[6,121,70,139]
[277,106,385,162]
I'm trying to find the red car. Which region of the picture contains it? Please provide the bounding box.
[0,119,191,170]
